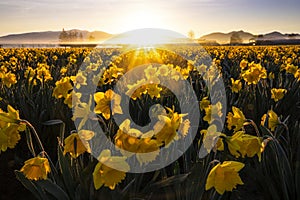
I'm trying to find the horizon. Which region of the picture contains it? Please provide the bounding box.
[1,0,300,38]
[1,28,300,39]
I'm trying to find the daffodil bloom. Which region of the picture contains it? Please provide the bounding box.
[154,108,189,146]
[200,97,210,111]
[179,67,190,79]
[0,105,21,124]
[200,125,223,153]
[205,161,244,195]
[268,72,275,80]
[203,66,220,85]
[93,149,129,190]
[239,59,248,70]
[71,70,87,89]
[1,71,17,88]
[53,77,73,99]
[102,64,123,85]
[157,64,170,77]
[127,80,162,100]
[63,91,82,108]
[230,78,242,93]
[241,62,267,85]
[20,156,51,181]
[144,65,158,80]
[0,105,25,152]
[271,88,287,102]
[284,64,298,74]
[196,64,207,75]
[63,133,88,158]
[24,67,37,85]
[261,110,279,131]
[126,79,148,100]
[225,131,262,160]
[0,124,22,152]
[86,63,99,73]
[203,102,223,124]
[238,134,262,161]
[36,67,53,82]
[60,67,67,75]
[224,131,243,158]
[72,97,93,130]
[94,89,122,120]
[114,119,142,154]
[115,121,160,165]
[135,137,160,165]
[225,131,262,161]
[226,106,246,132]
[145,84,162,99]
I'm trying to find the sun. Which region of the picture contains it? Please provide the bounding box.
[105,28,183,47]
[102,9,184,46]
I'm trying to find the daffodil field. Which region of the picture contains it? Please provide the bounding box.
[0,45,300,200]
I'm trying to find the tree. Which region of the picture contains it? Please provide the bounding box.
[79,33,83,41]
[188,30,195,40]
[59,28,68,42]
[230,32,243,45]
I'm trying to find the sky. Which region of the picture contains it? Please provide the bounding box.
[0,0,300,37]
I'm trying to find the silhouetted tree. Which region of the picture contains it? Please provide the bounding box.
[59,29,81,42]
[230,32,243,45]
[59,28,68,42]
[188,30,195,40]
[79,33,83,41]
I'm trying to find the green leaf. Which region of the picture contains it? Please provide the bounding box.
[148,173,190,189]
[57,145,76,199]
[15,170,44,200]
[42,119,64,126]
[35,179,70,200]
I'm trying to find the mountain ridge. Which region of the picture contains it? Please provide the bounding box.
[200,30,300,44]
[0,29,299,44]
[0,30,113,44]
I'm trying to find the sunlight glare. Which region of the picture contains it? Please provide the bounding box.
[105,29,184,47]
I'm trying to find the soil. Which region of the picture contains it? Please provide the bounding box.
[0,149,34,200]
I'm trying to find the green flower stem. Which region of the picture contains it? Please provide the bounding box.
[21,119,45,153]
[246,119,261,137]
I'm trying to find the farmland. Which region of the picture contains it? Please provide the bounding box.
[0,45,300,200]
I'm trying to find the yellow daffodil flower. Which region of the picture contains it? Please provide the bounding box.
[226,106,246,132]
[63,133,87,158]
[261,110,279,131]
[94,89,123,120]
[53,77,73,99]
[1,71,17,88]
[200,125,223,153]
[240,59,248,70]
[203,102,223,124]
[205,161,244,195]
[93,149,129,190]
[20,156,51,181]
[230,78,242,93]
[271,88,287,102]
[241,62,267,85]
[200,97,211,111]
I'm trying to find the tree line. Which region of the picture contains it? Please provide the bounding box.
[59,29,95,42]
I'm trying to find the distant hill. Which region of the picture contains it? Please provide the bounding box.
[0,30,113,44]
[200,30,300,45]
[256,31,300,40]
[1,29,300,45]
[200,30,254,44]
